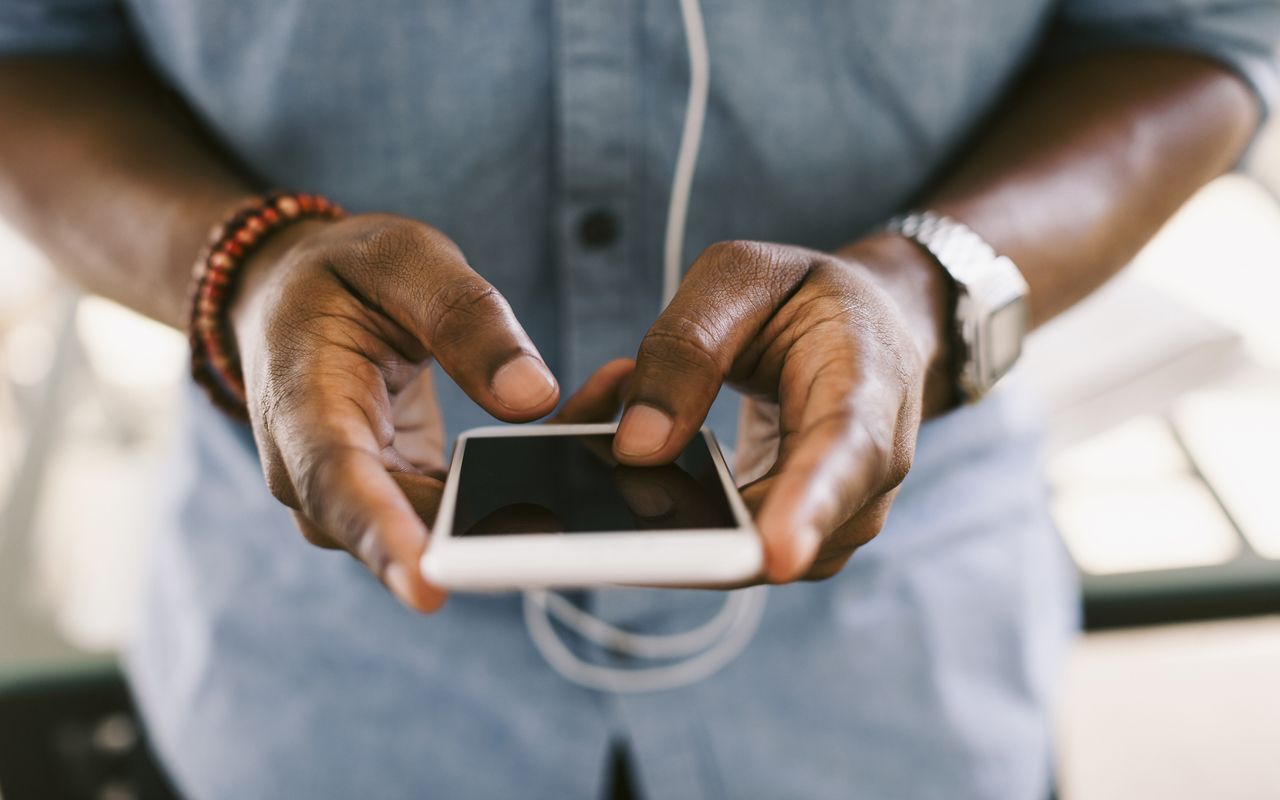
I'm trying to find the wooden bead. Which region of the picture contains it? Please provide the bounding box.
[276,196,300,218]
[191,191,344,420]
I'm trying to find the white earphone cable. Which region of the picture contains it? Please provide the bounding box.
[522,0,768,694]
[523,586,767,694]
[537,583,747,659]
[661,0,710,308]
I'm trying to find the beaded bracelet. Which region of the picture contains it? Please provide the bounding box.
[188,191,345,419]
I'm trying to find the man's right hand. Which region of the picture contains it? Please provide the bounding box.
[229,214,560,612]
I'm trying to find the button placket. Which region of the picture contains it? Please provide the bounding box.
[553,0,637,390]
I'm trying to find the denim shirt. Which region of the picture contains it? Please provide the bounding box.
[4,1,1278,798]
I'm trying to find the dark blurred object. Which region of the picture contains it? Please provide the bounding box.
[1018,179,1280,630]
[0,665,180,800]
[1080,403,1280,630]
[606,742,639,800]
[1083,555,1280,629]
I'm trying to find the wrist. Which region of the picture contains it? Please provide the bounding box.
[228,216,334,350]
[188,192,345,417]
[838,232,957,417]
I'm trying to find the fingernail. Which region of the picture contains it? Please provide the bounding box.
[615,404,673,458]
[384,562,418,609]
[618,479,675,517]
[492,355,557,412]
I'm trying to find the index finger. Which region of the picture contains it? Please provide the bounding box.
[748,372,900,583]
[277,389,446,612]
[340,220,560,422]
[613,241,817,466]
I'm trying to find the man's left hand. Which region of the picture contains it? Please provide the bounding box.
[610,235,953,583]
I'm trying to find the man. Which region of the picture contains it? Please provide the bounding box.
[1,1,1276,797]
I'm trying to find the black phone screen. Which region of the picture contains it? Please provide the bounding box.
[450,432,739,536]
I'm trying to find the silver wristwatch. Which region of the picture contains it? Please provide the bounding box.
[885,211,1029,403]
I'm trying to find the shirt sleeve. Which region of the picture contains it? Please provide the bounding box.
[1051,0,1280,120]
[0,0,133,57]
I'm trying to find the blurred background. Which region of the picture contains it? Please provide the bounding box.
[2,124,1279,798]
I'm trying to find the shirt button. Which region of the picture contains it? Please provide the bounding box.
[577,208,620,248]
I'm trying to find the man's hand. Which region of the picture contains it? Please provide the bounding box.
[229,214,561,612]
[611,235,954,583]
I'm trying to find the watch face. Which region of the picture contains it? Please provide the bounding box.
[987,296,1028,378]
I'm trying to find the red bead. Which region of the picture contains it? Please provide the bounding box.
[192,191,340,422]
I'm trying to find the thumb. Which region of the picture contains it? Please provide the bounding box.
[614,241,814,465]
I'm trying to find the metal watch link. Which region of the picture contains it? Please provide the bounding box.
[885,211,1030,403]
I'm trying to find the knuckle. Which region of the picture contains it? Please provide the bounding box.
[694,240,762,282]
[296,519,333,549]
[291,442,367,536]
[350,215,448,263]
[868,422,911,492]
[292,445,335,520]
[697,239,742,264]
[698,239,760,269]
[695,239,805,292]
[264,464,297,507]
[885,448,913,491]
[255,369,309,452]
[835,499,892,551]
[425,278,507,344]
[640,314,727,376]
[860,513,888,542]
[804,554,851,582]
[868,438,900,492]
[851,415,900,489]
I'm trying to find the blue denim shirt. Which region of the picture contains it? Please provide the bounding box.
[4,1,1278,798]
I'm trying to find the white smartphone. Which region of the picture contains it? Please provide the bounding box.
[420,423,762,590]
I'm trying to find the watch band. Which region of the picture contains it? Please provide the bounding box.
[885,211,1030,402]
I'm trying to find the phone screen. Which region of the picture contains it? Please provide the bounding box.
[451,433,739,536]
